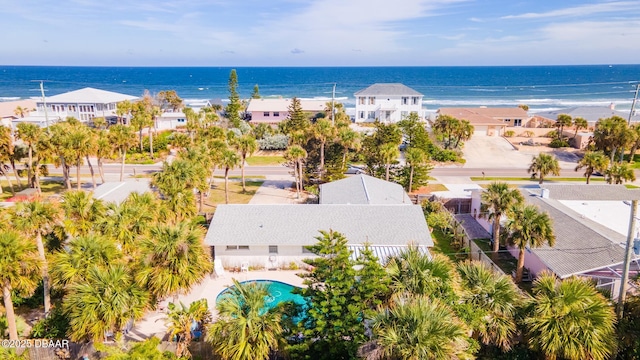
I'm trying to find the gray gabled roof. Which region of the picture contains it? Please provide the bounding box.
[319,175,412,204]
[523,190,626,278]
[354,83,423,97]
[92,180,152,205]
[205,204,433,247]
[42,87,138,104]
[534,106,640,123]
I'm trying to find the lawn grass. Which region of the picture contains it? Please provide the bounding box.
[419,183,448,192]
[202,180,263,211]
[625,184,640,189]
[213,175,266,180]
[0,180,66,201]
[430,228,460,262]
[470,176,605,182]
[246,155,286,166]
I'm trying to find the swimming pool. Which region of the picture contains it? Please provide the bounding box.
[216,280,307,311]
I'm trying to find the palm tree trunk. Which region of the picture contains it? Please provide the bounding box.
[10,159,22,187]
[342,148,348,171]
[86,155,97,189]
[3,172,15,194]
[299,161,304,190]
[208,167,217,190]
[293,160,300,199]
[385,163,390,181]
[120,149,126,182]
[586,173,591,184]
[76,159,82,190]
[492,218,500,260]
[408,165,414,193]
[224,168,230,204]
[629,144,639,163]
[139,128,144,153]
[61,156,71,190]
[3,282,18,340]
[34,160,41,194]
[27,145,33,187]
[241,154,246,193]
[539,174,544,185]
[97,157,106,183]
[35,233,52,316]
[149,128,154,158]
[320,141,325,178]
[515,248,525,283]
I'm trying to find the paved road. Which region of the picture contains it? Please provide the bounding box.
[47,164,585,179]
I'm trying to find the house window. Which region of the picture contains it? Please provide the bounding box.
[412,97,419,105]
[369,97,376,105]
[302,246,313,254]
[402,97,409,105]
[273,112,280,117]
[359,111,365,119]
[359,97,366,105]
[263,112,270,117]
[177,118,186,123]
[226,245,250,250]
[367,111,375,119]
[514,119,522,127]
[269,245,278,254]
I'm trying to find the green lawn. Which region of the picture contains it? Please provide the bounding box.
[0,180,66,201]
[430,229,470,263]
[625,184,640,189]
[203,180,264,211]
[213,175,266,180]
[246,155,286,166]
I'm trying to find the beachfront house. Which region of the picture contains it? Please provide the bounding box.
[354,83,424,123]
[205,175,432,270]
[246,98,326,125]
[467,184,639,298]
[155,111,187,130]
[17,87,138,127]
[436,107,529,136]
[535,105,640,126]
[0,99,37,129]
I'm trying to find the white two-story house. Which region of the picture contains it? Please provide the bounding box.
[354,83,424,123]
[28,87,138,126]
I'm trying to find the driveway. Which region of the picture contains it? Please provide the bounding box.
[462,135,577,170]
[248,176,298,204]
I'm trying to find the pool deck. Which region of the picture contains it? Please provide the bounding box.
[129,269,307,341]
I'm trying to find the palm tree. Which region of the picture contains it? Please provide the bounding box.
[16,122,41,188]
[572,116,588,139]
[506,203,555,283]
[386,248,459,303]
[234,134,258,192]
[50,234,120,289]
[13,105,28,118]
[0,230,42,341]
[526,272,616,360]
[313,118,337,177]
[555,114,572,139]
[405,147,428,192]
[137,222,212,303]
[11,200,62,316]
[0,125,22,188]
[66,125,96,190]
[337,127,360,170]
[108,124,136,181]
[166,299,211,358]
[95,130,111,184]
[220,149,240,204]
[528,153,560,184]
[380,142,399,181]
[575,151,609,184]
[456,261,522,351]
[480,182,524,258]
[362,294,473,360]
[63,264,149,342]
[627,123,640,163]
[207,279,283,360]
[115,100,132,125]
[285,145,307,199]
[605,162,636,184]
[61,190,106,237]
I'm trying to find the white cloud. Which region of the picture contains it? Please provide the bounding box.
[502,1,639,20]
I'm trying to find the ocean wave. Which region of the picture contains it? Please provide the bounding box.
[0,97,21,102]
[467,88,505,92]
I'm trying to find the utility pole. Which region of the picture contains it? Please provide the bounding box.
[33,80,50,129]
[618,199,638,319]
[331,83,336,126]
[629,82,639,126]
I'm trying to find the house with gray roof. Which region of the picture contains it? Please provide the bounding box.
[93,180,152,205]
[204,204,432,270]
[469,184,640,297]
[319,174,412,204]
[354,83,424,123]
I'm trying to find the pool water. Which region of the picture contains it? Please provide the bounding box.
[216,280,307,311]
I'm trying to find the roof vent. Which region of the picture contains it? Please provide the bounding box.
[541,188,550,199]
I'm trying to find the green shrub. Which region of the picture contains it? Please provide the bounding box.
[30,308,70,339]
[548,138,570,148]
[545,130,558,138]
[431,148,460,163]
[504,130,516,137]
[522,130,535,137]
[258,134,289,150]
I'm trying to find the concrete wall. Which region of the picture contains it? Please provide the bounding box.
[214,245,315,270]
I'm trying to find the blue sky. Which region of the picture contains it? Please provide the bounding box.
[1,0,639,66]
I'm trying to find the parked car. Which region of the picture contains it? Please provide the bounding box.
[345,165,366,175]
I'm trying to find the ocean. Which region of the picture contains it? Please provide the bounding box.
[1,65,639,113]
